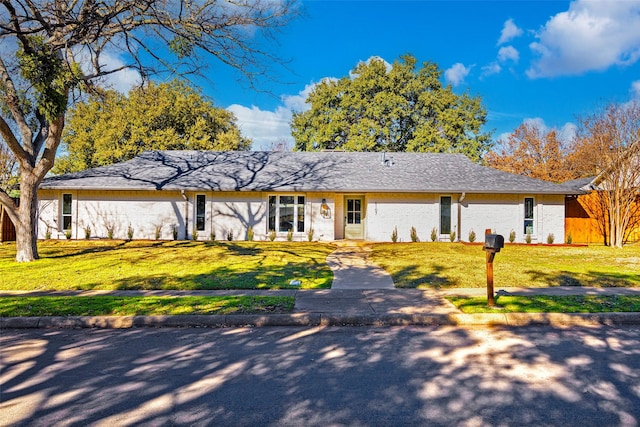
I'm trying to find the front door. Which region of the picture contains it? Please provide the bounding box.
[344,196,365,239]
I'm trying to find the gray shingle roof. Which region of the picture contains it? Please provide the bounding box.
[41,150,572,194]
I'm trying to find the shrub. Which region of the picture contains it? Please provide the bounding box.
[172,225,178,240]
[547,233,555,244]
[45,227,52,240]
[468,229,476,243]
[126,224,134,241]
[192,228,199,241]
[567,233,573,245]
[247,226,254,241]
[106,226,114,240]
[155,225,162,240]
[431,227,438,242]
[209,231,216,242]
[84,226,91,240]
[269,230,276,241]
[226,229,233,241]
[64,230,72,240]
[307,228,314,242]
[449,230,456,242]
[286,229,293,241]
[391,226,398,243]
[509,230,516,243]
[525,233,532,244]
[410,226,419,242]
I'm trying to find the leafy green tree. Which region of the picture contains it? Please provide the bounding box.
[291,55,492,161]
[0,0,296,262]
[54,81,251,174]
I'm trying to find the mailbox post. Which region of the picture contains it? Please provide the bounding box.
[483,234,504,306]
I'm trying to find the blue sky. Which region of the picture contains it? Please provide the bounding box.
[117,1,640,151]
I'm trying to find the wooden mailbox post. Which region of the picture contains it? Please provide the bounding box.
[483,233,504,307]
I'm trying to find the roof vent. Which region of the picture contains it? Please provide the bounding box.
[381,152,394,167]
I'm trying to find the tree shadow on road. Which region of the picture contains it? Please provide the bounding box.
[2,324,640,426]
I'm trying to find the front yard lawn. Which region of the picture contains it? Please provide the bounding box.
[370,243,640,288]
[0,295,294,316]
[0,241,335,290]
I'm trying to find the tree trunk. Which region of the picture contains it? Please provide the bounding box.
[15,172,39,262]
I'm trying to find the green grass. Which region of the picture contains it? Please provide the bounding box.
[448,295,640,314]
[370,242,640,289]
[0,240,335,290]
[0,295,295,317]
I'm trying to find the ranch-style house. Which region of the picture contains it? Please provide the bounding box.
[38,150,574,243]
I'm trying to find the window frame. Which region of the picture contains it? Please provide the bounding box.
[195,194,206,232]
[267,194,306,233]
[62,193,72,231]
[524,197,535,235]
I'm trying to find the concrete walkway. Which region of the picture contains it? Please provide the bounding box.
[326,241,394,290]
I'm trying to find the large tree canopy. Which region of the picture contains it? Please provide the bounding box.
[54,80,251,174]
[0,0,297,262]
[291,55,492,162]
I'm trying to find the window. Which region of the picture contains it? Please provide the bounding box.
[524,197,534,235]
[196,195,206,231]
[268,195,305,233]
[440,196,451,235]
[347,198,361,224]
[62,194,72,230]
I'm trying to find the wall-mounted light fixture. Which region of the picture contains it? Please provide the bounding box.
[320,198,331,219]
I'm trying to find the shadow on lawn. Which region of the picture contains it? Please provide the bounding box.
[210,242,262,257]
[41,241,167,259]
[392,263,459,289]
[77,263,333,291]
[524,269,640,287]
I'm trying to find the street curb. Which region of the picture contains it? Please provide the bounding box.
[3,312,640,329]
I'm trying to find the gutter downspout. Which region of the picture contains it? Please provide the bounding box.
[181,190,189,239]
[458,192,466,242]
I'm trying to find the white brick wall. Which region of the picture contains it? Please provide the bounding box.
[38,190,565,243]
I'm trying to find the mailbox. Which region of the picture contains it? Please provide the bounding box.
[484,234,504,252]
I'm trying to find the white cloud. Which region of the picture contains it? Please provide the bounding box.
[282,81,325,112]
[227,104,294,150]
[99,52,141,93]
[444,63,472,86]
[227,83,327,150]
[498,18,523,45]
[518,117,577,142]
[498,46,520,63]
[481,62,502,78]
[74,48,141,93]
[632,80,640,99]
[527,0,640,78]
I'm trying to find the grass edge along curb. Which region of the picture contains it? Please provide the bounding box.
[0,295,295,317]
[447,295,640,314]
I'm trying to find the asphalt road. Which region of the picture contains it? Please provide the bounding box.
[2,325,640,426]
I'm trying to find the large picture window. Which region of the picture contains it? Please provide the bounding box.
[196,195,206,231]
[440,196,451,235]
[268,195,305,233]
[524,197,534,235]
[62,194,72,231]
